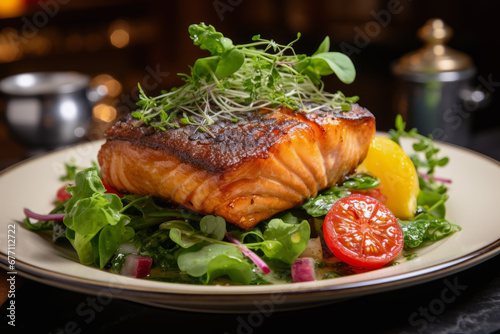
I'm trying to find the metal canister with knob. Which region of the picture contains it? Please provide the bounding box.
[391,18,489,147]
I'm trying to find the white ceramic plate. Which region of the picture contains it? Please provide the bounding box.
[1,138,500,313]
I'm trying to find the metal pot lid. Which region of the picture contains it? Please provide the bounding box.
[392,18,473,76]
[0,72,90,96]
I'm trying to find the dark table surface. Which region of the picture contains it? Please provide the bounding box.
[1,125,500,334]
[2,254,500,334]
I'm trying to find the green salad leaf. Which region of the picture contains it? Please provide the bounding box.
[399,215,461,248]
[301,173,379,217]
[177,243,253,285]
[135,229,178,271]
[340,173,380,189]
[63,167,132,268]
[400,188,461,249]
[301,187,350,217]
[261,218,310,264]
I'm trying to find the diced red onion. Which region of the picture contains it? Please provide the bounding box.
[120,254,153,278]
[291,257,316,282]
[299,237,323,260]
[225,232,271,274]
[24,208,66,221]
[117,243,139,254]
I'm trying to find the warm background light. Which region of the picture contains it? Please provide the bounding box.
[91,74,122,98]
[109,20,130,49]
[93,103,117,123]
[0,28,23,63]
[0,0,25,18]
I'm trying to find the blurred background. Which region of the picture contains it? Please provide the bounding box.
[1,0,499,169]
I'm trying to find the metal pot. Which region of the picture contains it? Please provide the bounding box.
[392,18,489,147]
[0,71,107,150]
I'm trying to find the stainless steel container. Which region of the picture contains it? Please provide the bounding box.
[392,18,488,147]
[0,72,106,150]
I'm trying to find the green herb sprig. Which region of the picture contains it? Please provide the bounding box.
[389,114,450,194]
[389,115,460,250]
[132,23,358,133]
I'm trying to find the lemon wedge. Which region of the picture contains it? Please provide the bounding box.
[357,136,419,219]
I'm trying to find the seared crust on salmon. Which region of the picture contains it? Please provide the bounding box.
[98,104,375,229]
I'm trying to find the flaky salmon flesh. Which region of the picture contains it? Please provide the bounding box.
[98,104,375,230]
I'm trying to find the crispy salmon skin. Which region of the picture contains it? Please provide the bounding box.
[98,104,375,229]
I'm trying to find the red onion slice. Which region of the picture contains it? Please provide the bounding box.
[225,232,271,274]
[418,172,452,184]
[24,208,66,221]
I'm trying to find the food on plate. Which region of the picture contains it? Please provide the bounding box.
[323,193,404,269]
[24,24,461,285]
[98,104,375,230]
[357,136,419,220]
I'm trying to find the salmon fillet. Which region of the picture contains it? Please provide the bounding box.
[98,104,375,230]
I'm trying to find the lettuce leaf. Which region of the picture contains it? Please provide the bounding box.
[63,167,133,268]
[177,243,253,284]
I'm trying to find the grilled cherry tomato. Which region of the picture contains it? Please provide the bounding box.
[323,194,404,269]
[56,183,72,202]
[102,179,124,197]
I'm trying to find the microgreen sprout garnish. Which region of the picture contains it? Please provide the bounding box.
[132,23,358,132]
[388,115,460,252]
[389,114,450,194]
